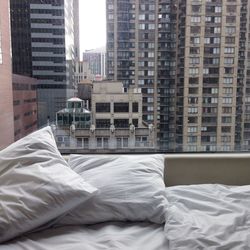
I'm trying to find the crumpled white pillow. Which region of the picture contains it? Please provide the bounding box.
[0,127,98,243]
[57,154,167,225]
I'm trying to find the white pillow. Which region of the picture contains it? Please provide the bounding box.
[0,127,98,243]
[57,154,167,225]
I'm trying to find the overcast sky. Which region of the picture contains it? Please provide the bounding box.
[79,0,106,56]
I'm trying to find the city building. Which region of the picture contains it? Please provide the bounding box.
[53,96,155,153]
[83,47,106,80]
[10,0,79,127]
[75,60,93,84]
[106,0,250,152]
[77,80,93,110]
[92,81,145,129]
[0,0,15,149]
[106,0,176,150]
[12,74,38,141]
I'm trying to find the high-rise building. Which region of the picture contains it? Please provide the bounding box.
[83,47,106,80]
[10,0,79,127]
[106,0,176,150]
[0,0,15,149]
[107,0,250,152]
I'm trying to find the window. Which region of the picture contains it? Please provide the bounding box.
[132,102,138,112]
[114,103,129,112]
[222,117,232,123]
[191,16,201,23]
[224,58,234,65]
[96,103,110,113]
[215,6,222,13]
[116,137,128,148]
[223,97,232,104]
[225,37,235,44]
[190,37,200,44]
[190,57,200,64]
[188,126,198,133]
[188,107,198,114]
[224,77,233,84]
[189,68,199,75]
[227,5,236,13]
[224,47,235,54]
[114,119,129,128]
[190,26,201,33]
[97,137,109,149]
[226,26,236,34]
[188,136,197,143]
[96,119,110,128]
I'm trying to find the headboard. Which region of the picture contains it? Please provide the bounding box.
[164,154,250,186]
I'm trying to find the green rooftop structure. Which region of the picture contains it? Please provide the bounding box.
[56,98,91,129]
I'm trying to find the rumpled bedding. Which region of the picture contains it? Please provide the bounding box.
[2,185,250,249]
[0,222,168,250]
[164,184,250,249]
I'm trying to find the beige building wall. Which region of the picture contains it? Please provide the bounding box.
[0,0,14,149]
[183,0,241,152]
[91,81,144,128]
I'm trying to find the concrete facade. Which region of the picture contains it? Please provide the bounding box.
[0,0,15,149]
[12,74,38,141]
[91,81,144,129]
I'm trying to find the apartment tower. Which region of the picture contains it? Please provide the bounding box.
[107,0,250,152]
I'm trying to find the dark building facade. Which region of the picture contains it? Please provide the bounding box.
[10,0,78,127]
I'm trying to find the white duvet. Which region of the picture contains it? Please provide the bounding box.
[0,222,168,250]
[164,184,250,249]
[2,184,250,249]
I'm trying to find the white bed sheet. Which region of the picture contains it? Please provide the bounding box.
[0,222,168,250]
[164,184,250,249]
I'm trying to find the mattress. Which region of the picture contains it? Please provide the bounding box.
[0,222,168,250]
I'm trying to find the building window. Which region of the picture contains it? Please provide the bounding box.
[224,47,235,54]
[114,102,129,112]
[222,117,232,123]
[224,58,234,65]
[132,102,138,112]
[190,57,200,64]
[116,137,129,148]
[224,77,233,84]
[190,26,201,33]
[188,126,198,133]
[77,138,89,148]
[97,137,109,149]
[191,16,201,23]
[188,107,198,114]
[96,119,110,128]
[96,103,110,113]
[114,119,129,128]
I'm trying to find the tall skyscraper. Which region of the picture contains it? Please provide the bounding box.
[0,0,15,149]
[83,47,106,80]
[106,0,176,150]
[10,0,79,127]
[107,0,250,152]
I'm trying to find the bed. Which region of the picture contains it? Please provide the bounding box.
[1,127,250,249]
